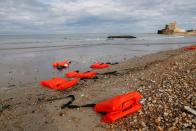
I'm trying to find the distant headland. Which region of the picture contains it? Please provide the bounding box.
[158,21,196,36]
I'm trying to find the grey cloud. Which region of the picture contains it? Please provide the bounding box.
[0,0,195,34]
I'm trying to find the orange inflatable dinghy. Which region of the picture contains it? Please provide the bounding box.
[40,77,78,91]
[185,45,196,51]
[53,60,71,69]
[94,92,142,123]
[66,71,97,79]
[90,62,109,69]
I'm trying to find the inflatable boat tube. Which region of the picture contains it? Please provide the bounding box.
[66,71,97,79]
[185,45,196,51]
[90,63,109,69]
[40,77,78,91]
[53,60,71,69]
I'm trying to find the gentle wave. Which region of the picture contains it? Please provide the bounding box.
[0,42,192,51]
[0,34,186,46]
[83,38,106,41]
[138,35,184,40]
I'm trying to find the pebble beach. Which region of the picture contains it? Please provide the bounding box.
[0,45,195,131]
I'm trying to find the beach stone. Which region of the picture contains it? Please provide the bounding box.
[141,121,146,127]
[156,126,163,131]
[0,104,10,112]
[182,112,186,117]
[183,123,189,128]
[155,117,161,125]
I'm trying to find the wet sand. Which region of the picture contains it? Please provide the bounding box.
[0,45,196,130]
[1,36,195,88]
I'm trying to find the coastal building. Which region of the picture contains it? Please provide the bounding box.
[158,21,196,36]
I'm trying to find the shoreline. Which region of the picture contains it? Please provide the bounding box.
[158,33,196,36]
[0,45,196,130]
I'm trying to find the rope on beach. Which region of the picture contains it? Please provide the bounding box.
[106,62,119,65]
[98,71,120,76]
[61,95,95,109]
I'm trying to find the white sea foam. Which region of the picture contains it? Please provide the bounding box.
[138,35,184,40]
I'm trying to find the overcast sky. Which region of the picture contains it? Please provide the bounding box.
[0,0,195,34]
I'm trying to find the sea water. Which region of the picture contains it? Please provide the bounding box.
[0,33,195,87]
